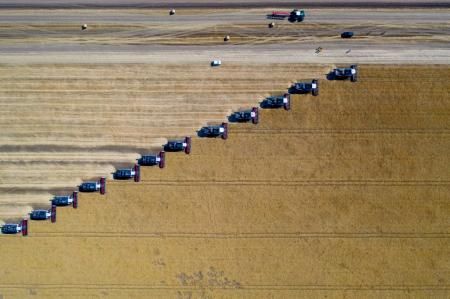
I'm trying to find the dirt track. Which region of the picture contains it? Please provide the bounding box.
[0,65,449,298]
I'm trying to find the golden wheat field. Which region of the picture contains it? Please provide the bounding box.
[0,65,449,298]
[0,63,329,220]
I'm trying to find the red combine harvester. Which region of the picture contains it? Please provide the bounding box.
[164,137,191,154]
[51,191,78,208]
[1,219,28,236]
[138,151,165,168]
[79,177,106,195]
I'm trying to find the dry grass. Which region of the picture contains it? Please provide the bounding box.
[0,65,448,298]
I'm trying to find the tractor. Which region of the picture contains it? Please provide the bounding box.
[230,107,259,124]
[288,9,305,22]
[290,79,319,96]
[113,165,140,182]
[261,94,291,110]
[139,151,165,168]
[79,177,106,194]
[330,65,358,82]
[164,137,191,154]
[268,9,305,22]
[52,191,78,208]
[199,123,228,139]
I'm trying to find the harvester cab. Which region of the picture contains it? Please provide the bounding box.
[199,123,228,139]
[230,107,259,124]
[113,164,140,182]
[331,65,358,82]
[290,79,319,96]
[79,177,106,194]
[164,137,191,154]
[139,151,165,168]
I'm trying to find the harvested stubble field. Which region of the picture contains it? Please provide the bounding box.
[0,63,327,220]
[0,65,449,298]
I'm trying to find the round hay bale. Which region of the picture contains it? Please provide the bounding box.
[169,9,176,15]
[268,22,275,28]
[81,24,88,30]
[224,35,230,42]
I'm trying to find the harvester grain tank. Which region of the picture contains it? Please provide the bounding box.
[52,191,78,208]
[230,107,259,124]
[113,165,140,182]
[139,151,165,168]
[290,79,319,96]
[79,177,106,194]
[1,219,27,236]
[331,65,358,82]
[164,137,191,154]
[199,123,228,139]
[261,94,290,110]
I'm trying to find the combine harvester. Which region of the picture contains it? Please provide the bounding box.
[138,151,165,168]
[199,123,228,139]
[330,65,358,82]
[289,79,319,96]
[230,107,259,124]
[267,9,305,22]
[30,205,56,223]
[79,177,106,194]
[164,137,191,154]
[261,94,291,110]
[52,191,78,208]
[1,219,28,236]
[113,165,141,182]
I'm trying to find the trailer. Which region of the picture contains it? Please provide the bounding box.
[79,177,106,194]
[139,151,165,168]
[268,11,291,19]
[164,137,191,154]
